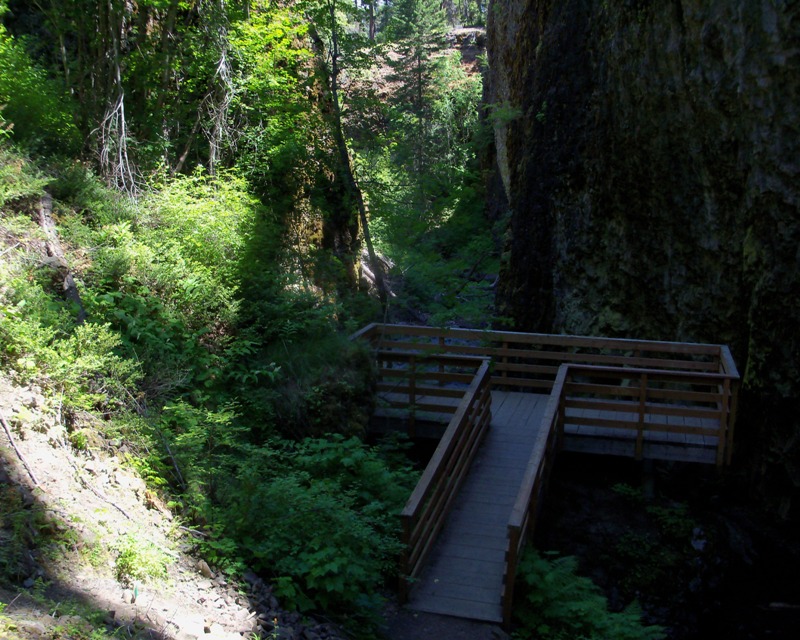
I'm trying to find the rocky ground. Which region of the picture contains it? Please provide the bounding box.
[0,374,349,640]
[0,373,512,640]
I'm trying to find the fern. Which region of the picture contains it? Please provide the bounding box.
[513,549,666,640]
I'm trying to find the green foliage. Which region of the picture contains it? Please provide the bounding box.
[354,16,496,326]
[0,19,79,153]
[611,482,645,504]
[0,269,142,412]
[645,503,695,542]
[0,146,49,206]
[143,169,259,286]
[223,435,418,616]
[112,534,170,585]
[0,258,141,411]
[610,502,701,599]
[513,549,666,640]
[258,335,376,438]
[159,399,245,513]
[0,484,34,584]
[229,6,320,204]
[0,105,11,141]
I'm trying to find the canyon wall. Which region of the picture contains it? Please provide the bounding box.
[487,0,799,505]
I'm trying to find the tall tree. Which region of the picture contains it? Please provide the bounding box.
[386,0,448,213]
[307,0,389,307]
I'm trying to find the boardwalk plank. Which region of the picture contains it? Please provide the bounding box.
[409,594,503,623]
[405,390,724,623]
[412,579,500,603]
[406,392,548,622]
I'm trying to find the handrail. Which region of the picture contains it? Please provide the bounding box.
[373,350,488,432]
[502,364,568,625]
[369,322,725,355]
[399,359,492,601]
[347,322,379,342]
[375,349,488,367]
[559,364,734,464]
[364,324,732,392]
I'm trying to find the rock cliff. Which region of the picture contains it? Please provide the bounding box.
[487,0,799,504]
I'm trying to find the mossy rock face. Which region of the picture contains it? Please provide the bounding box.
[486,0,799,505]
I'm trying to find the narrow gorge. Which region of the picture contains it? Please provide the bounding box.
[486,0,799,510]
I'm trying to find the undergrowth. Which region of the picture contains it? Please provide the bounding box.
[513,549,666,640]
[0,146,414,628]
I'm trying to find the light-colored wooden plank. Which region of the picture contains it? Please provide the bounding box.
[408,594,503,623]
[406,392,548,622]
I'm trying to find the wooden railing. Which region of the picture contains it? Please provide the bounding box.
[354,323,739,462]
[352,323,741,626]
[355,322,735,390]
[561,364,736,464]
[502,365,568,625]
[398,359,492,602]
[373,349,488,434]
[500,360,739,624]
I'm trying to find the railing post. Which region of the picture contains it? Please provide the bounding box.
[409,355,416,438]
[556,365,568,447]
[438,336,445,385]
[503,526,520,630]
[399,514,412,603]
[726,378,739,466]
[636,372,647,460]
[717,377,731,468]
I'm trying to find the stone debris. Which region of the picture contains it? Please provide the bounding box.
[0,374,349,640]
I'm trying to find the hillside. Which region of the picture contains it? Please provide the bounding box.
[1,373,348,640]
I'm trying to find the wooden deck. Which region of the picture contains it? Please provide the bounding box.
[353,323,740,628]
[562,408,720,464]
[406,392,548,622]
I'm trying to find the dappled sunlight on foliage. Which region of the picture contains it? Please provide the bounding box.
[0,0,496,631]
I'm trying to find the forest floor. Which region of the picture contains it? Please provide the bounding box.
[0,373,346,640]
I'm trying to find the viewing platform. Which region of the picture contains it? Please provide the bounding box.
[351,323,740,628]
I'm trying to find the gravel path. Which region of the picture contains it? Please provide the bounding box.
[380,603,509,640]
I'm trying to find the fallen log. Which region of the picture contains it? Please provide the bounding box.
[37,193,87,323]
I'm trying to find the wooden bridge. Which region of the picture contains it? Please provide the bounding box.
[351,323,740,628]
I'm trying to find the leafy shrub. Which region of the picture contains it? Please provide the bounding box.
[223,436,418,616]
[0,17,79,153]
[0,146,49,206]
[142,169,259,287]
[112,534,170,585]
[0,293,141,414]
[513,549,666,640]
[0,484,33,583]
[265,336,376,438]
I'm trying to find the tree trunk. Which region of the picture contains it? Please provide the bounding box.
[311,1,389,309]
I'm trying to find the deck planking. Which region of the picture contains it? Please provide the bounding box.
[406,391,549,622]
[403,390,723,622]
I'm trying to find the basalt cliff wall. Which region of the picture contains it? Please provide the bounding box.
[487,0,799,507]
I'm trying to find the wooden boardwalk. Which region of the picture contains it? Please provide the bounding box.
[355,323,740,627]
[406,391,549,622]
[403,392,722,622]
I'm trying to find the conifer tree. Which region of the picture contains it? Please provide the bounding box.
[387,0,448,211]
